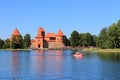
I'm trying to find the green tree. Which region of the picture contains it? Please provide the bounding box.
[92,35,98,47]
[97,20,120,49]
[63,35,70,46]
[0,38,4,49]
[117,20,120,27]
[97,27,108,48]
[79,34,83,46]
[108,23,120,48]
[86,33,93,46]
[10,36,17,49]
[80,33,93,47]
[23,34,31,49]
[116,20,120,48]
[18,35,23,48]
[10,36,23,49]
[3,39,10,49]
[70,30,80,47]
[80,33,87,47]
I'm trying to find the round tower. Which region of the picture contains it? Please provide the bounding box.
[56,29,64,43]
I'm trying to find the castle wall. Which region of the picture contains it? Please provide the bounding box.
[48,42,65,48]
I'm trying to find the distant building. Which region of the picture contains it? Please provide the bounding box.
[31,27,65,49]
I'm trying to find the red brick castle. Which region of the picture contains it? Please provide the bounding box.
[31,27,65,49]
[10,27,65,49]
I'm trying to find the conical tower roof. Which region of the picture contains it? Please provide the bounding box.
[12,28,21,36]
[57,29,64,36]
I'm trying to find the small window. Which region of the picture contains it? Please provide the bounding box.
[50,37,55,40]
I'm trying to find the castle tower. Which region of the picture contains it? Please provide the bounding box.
[56,29,65,48]
[10,28,21,41]
[56,29,64,42]
[35,27,45,48]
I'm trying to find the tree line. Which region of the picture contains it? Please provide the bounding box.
[64,19,120,49]
[0,34,31,49]
[63,31,97,48]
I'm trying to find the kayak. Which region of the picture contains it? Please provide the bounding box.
[73,52,83,58]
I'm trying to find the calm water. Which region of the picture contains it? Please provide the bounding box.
[0,50,120,80]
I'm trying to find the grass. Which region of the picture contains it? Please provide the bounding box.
[82,48,120,52]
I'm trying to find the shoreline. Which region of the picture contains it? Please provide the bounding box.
[0,48,69,51]
[1,48,120,52]
[0,49,30,51]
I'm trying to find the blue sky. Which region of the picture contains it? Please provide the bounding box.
[0,0,120,39]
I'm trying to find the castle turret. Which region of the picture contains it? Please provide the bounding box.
[10,28,21,41]
[11,28,21,36]
[55,29,65,48]
[37,27,45,36]
[56,29,64,43]
[35,27,45,48]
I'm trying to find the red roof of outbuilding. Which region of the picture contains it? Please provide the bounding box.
[12,28,21,36]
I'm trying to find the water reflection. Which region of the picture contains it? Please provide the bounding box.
[1,50,120,79]
[30,50,64,78]
[96,52,120,79]
[11,51,19,79]
[11,50,31,80]
[97,52,120,62]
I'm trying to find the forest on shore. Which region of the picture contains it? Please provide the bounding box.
[0,19,120,49]
[64,19,120,49]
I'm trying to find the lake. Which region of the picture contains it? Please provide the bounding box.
[0,50,120,80]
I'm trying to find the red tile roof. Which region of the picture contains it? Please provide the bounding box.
[57,29,64,36]
[12,28,21,36]
[45,33,56,37]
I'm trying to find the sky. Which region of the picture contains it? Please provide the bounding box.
[0,0,120,39]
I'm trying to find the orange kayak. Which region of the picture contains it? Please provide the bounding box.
[73,52,83,58]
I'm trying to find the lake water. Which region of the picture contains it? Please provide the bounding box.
[0,50,120,80]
